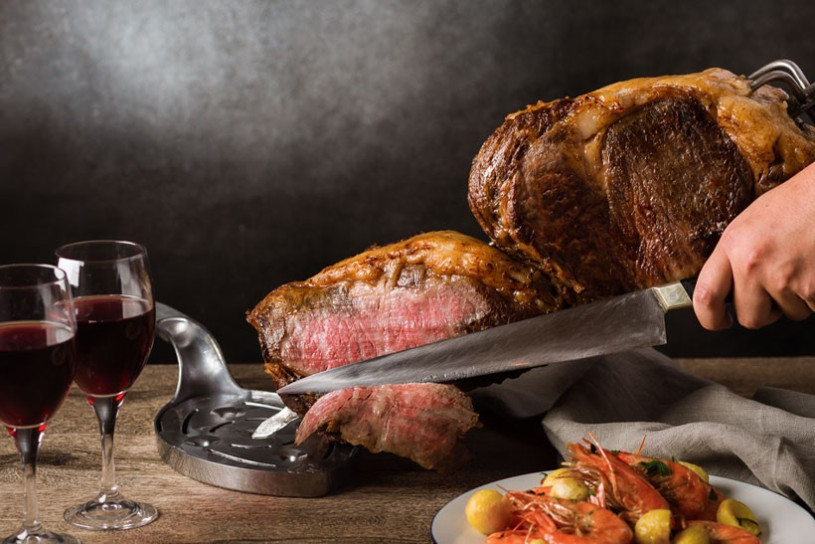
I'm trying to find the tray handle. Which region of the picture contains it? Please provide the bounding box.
[155,302,243,402]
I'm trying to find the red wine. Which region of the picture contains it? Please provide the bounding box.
[0,321,76,428]
[73,295,155,397]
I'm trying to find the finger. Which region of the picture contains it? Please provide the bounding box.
[767,283,814,322]
[693,246,733,331]
[775,294,813,321]
[733,278,782,329]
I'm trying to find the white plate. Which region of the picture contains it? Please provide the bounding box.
[432,471,815,544]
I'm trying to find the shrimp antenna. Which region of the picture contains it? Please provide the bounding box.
[635,434,647,456]
[585,433,619,496]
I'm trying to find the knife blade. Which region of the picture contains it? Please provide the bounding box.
[276,281,693,396]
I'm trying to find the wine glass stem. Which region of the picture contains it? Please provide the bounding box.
[11,426,45,535]
[91,395,125,501]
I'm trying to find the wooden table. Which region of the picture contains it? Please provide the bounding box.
[1,359,814,543]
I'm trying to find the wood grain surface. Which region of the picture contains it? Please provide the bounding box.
[1,359,813,543]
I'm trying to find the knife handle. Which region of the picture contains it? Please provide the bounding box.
[680,278,696,300]
[680,277,734,304]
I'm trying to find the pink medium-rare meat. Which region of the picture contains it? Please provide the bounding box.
[267,275,510,377]
[294,383,479,471]
[468,68,815,302]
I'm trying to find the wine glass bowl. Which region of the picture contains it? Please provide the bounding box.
[71,291,155,397]
[0,264,80,544]
[56,240,158,531]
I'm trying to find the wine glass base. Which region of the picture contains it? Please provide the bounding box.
[2,529,81,544]
[63,499,158,531]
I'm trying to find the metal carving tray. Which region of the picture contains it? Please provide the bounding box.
[154,303,357,497]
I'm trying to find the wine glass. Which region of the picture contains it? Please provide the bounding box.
[0,264,80,544]
[56,240,158,531]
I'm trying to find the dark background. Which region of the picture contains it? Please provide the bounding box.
[2,0,814,365]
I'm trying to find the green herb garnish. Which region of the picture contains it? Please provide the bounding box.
[639,460,672,477]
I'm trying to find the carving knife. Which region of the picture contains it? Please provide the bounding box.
[276,281,694,396]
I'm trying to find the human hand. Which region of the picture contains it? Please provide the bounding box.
[693,162,815,330]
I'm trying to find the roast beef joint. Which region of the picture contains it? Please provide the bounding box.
[249,67,815,471]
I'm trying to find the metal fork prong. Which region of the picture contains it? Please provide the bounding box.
[748,60,815,124]
[799,95,815,117]
[750,70,808,102]
[794,83,815,122]
[749,59,810,88]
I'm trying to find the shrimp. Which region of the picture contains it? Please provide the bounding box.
[697,486,726,522]
[486,492,632,544]
[685,520,761,544]
[615,450,716,520]
[485,528,546,544]
[484,489,550,544]
[567,438,669,524]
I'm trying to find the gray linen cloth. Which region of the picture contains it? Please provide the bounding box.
[470,348,815,511]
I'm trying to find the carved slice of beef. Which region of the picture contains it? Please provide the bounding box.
[469,68,815,302]
[295,383,479,471]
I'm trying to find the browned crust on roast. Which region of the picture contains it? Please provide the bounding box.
[469,68,815,300]
[602,92,754,288]
[251,230,560,308]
